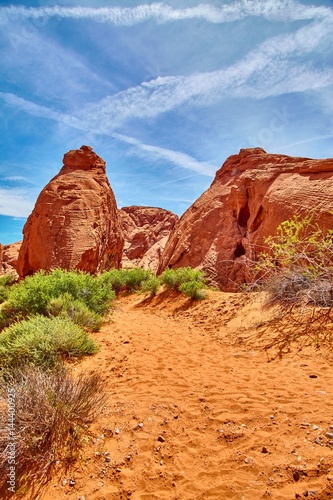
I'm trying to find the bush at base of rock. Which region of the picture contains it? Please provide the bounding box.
[161,267,206,300]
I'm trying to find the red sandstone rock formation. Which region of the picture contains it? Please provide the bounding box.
[119,206,178,272]
[158,148,333,290]
[2,241,21,275]
[17,146,124,277]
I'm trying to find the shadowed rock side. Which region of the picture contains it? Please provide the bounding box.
[158,148,333,290]
[119,206,178,272]
[17,146,124,278]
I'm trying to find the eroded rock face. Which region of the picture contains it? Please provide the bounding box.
[119,206,178,272]
[2,241,21,276]
[17,146,124,277]
[158,148,333,290]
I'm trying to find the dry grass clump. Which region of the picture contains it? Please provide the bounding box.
[0,366,105,498]
[246,213,333,356]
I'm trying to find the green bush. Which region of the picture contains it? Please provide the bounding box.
[101,268,128,294]
[0,366,105,496]
[102,267,157,294]
[0,269,115,329]
[139,275,161,296]
[0,315,98,371]
[179,280,206,300]
[161,267,206,299]
[0,275,16,305]
[47,293,103,332]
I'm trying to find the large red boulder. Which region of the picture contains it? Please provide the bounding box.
[17,146,124,277]
[119,206,178,272]
[158,148,333,290]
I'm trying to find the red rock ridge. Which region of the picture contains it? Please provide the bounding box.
[119,206,178,272]
[158,148,333,290]
[17,146,124,277]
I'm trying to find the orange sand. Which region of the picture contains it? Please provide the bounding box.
[39,290,333,500]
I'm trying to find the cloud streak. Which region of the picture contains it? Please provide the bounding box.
[0,93,215,178]
[1,1,332,27]
[0,188,35,217]
[80,17,333,128]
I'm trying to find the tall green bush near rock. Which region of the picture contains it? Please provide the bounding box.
[0,268,115,329]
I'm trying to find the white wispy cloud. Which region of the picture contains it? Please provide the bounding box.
[112,133,216,176]
[0,1,331,26]
[0,93,215,177]
[80,17,333,128]
[276,134,333,151]
[0,188,35,217]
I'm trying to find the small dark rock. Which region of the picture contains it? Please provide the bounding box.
[325,432,333,439]
[69,478,75,487]
[261,447,269,454]
[293,470,300,481]
[303,491,309,497]
[309,374,318,378]
[157,435,165,443]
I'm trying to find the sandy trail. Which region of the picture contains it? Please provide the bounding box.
[43,291,333,500]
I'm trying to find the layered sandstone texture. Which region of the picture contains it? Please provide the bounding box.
[17,146,124,277]
[1,241,21,275]
[158,148,333,290]
[119,206,178,272]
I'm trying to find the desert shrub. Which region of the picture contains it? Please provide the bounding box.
[0,286,8,304]
[0,275,16,305]
[139,275,161,296]
[253,214,333,307]
[101,268,128,294]
[0,269,115,329]
[161,267,206,299]
[0,315,98,371]
[0,366,105,497]
[179,280,206,300]
[47,293,102,332]
[247,214,333,356]
[124,268,153,292]
[102,267,157,294]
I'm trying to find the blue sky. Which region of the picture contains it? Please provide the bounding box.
[0,0,332,244]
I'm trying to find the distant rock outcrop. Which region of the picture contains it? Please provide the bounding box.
[119,206,178,272]
[17,146,124,277]
[158,148,333,290]
[2,241,21,276]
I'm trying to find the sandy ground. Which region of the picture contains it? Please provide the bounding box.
[38,290,333,500]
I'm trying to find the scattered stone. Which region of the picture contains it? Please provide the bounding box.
[261,447,269,454]
[62,479,67,486]
[315,437,322,445]
[138,422,144,428]
[309,492,317,497]
[313,425,319,430]
[309,374,318,378]
[173,415,179,419]
[270,415,275,420]
[115,428,120,435]
[293,470,300,481]
[79,497,86,500]
[105,456,111,462]
[69,478,75,487]
[157,435,165,443]
[244,457,253,464]
[325,432,333,439]
[303,491,309,497]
